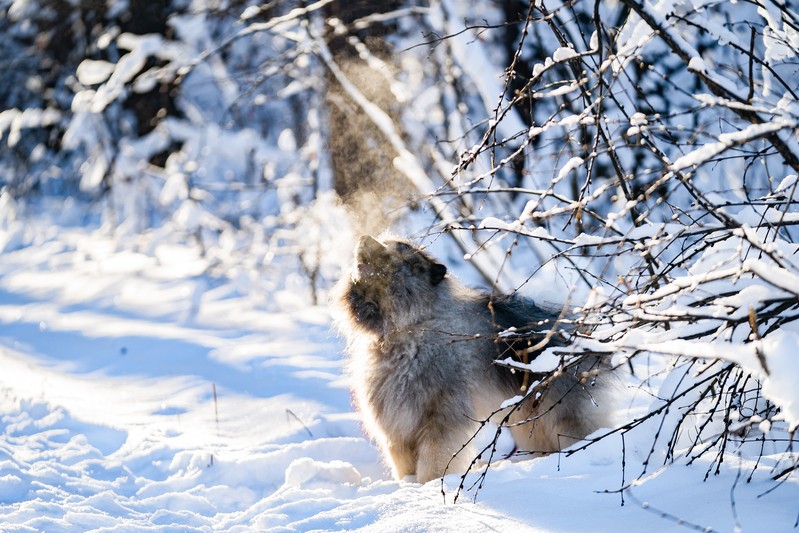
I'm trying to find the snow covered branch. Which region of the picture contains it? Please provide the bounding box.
[437,0,799,499]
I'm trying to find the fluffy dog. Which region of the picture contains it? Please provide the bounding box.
[332,235,610,483]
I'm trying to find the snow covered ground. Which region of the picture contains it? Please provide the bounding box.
[1,221,797,532]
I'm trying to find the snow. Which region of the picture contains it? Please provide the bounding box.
[0,108,61,147]
[629,112,648,126]
[4,0,799,530]
[76,60,116,86]
[687,56,706,74]
[552,46,578,62]
[90,34,166,113]
[670,120,794,172]
[556,156,585,182]
[0,220,797,532]
[635,332,799,432]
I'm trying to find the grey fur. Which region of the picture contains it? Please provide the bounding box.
[332,235,611,483]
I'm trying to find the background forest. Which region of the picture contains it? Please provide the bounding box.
[2,0,799,531]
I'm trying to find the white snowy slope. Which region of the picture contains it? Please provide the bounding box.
[0,224,797,532]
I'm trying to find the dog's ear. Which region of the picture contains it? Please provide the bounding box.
[430,263,447,285]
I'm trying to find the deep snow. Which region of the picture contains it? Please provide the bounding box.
[0,222,797,532]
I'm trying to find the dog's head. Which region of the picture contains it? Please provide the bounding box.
[340,235,447,334]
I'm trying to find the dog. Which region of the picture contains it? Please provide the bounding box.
[332,235,610,483]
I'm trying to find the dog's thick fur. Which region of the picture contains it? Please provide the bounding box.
[332,235,611,483]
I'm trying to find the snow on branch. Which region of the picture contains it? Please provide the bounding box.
[438,0,799,498]
[670,120,796,172]
[620,0,799,173]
